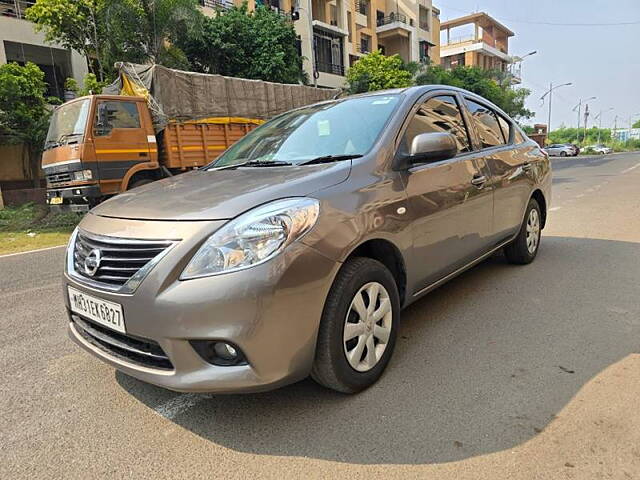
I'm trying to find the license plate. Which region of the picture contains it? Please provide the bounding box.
[68,286,125,333]
[49,197,63,205]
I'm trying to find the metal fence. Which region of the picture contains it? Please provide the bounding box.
[376,12,407,27]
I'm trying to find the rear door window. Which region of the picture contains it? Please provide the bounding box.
[464,98,506,148]
[402,94,472,154]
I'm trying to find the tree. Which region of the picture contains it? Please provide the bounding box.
[26,0,107,80]
[105,0,203,69]
[632,119,640,129]
[346,51,413,93]
[0,63,53,187]
[415,65,533,120]
[177,5,303,84]
[27,0,204,79]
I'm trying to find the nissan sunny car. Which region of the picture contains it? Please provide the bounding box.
[64,86,551,394]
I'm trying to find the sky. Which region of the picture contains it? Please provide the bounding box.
[437,0,640,130]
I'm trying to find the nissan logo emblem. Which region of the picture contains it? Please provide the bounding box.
[84,248,102,277]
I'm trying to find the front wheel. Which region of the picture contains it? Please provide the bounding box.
[504,198,542,264]
[560,151,567,157]
[311,257,400,393]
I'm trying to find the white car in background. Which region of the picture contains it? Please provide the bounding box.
[544,144,577,157]
[583,144,613,154]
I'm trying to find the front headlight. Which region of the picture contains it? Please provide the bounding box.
[73,169,92,181]
[180,197,320,279]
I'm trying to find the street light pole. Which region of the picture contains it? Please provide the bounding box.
[540,81,572,142]
[594,108,614,144]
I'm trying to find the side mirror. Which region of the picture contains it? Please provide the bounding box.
[408,132,458,164]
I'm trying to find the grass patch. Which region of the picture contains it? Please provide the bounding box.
[0,203,81,255]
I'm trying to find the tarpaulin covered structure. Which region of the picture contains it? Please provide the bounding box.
[103,63,340,131]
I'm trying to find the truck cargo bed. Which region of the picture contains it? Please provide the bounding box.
[160,121,259,170]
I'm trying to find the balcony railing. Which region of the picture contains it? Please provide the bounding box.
[0,0,36,19]
[377,13,408,27]
[316,61,345,76]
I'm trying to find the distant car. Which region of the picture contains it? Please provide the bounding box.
[583,144,613,155]
[544,144,576,157]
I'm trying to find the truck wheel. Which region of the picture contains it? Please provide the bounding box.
[128,178,154,190]
[311,257,400,394]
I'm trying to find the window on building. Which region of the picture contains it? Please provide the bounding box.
[314,28,345,76]
[419,41,430,63]
[347,12,352,42]
[419,6,430,30]
[358,0,369,16]
[401,95,472,155]
[360,34,371,54]
[464,98,506,148]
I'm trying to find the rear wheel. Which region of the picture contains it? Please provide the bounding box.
[560,151,567,157]
[311,257,400,393]
[504,198,542,265]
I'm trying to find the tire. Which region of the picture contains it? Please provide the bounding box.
[560,151,567,157]
[128,178,154,190]
[504,198,542,265]
[311,257,400,394]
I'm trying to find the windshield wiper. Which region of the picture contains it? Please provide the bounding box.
[299,154,363,165]
[209,159,293,171]
[58,132,83,144]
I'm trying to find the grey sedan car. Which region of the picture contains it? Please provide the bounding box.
[64,86,551,394]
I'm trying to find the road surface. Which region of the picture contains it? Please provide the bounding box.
[2,152,639,479]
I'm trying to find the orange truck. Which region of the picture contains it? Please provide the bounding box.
[42,64,337,211]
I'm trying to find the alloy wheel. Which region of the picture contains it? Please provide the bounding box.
[526,208,540,254]
[343,282,393,372]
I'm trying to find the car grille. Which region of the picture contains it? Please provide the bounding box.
[71,229,174,293]
[72,314,174,370]
[47,172,73,186]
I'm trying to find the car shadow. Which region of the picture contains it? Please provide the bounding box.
[117,236,640,465]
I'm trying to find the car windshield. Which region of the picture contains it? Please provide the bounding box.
[45,99,91,150]
[208,95,401,168]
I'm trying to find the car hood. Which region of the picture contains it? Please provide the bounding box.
[91,163,351,221]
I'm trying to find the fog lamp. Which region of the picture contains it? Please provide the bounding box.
[190,340,247,366]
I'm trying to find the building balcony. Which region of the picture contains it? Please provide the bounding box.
[376,13,414,39]
[312,19,348,37]
[440,38,512,63]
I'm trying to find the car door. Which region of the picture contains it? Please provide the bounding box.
[91,99,151,195]
[462,97,535,241]
[398,92,494,289]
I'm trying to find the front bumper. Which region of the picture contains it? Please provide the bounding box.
[47,184,101,211]
[64,213,340,393]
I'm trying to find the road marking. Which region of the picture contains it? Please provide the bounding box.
[576,194,585,198]
[549,207,561,212]
[621,162,640,174]
[0,244,66,259]
[153,394,209,420]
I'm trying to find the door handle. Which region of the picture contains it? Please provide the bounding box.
[522,161,532,171]
[471,175,487,187]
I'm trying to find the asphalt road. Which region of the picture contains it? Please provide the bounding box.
[2,152,640,479]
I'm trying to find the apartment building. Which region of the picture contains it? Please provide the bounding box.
[439,12,518,82]
[0,0,88,98]
[202,0,440,89]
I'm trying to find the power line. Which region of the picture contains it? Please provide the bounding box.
[441,5,640,26]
